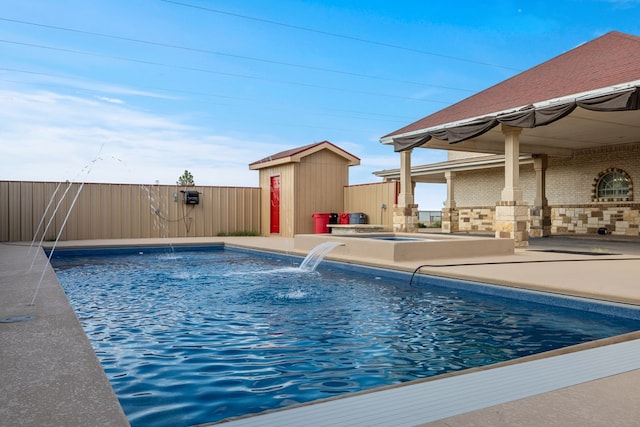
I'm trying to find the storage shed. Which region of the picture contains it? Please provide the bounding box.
[249,141,360,237]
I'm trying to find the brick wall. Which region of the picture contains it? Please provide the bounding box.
[546,143,640,204]
[454,165,535,206]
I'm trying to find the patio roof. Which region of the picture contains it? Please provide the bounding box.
[380,31,640,157]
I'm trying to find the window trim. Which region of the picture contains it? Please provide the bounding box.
[592,168,633,202]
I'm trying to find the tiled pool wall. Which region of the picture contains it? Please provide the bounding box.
[49,244,640,322]
[318,256,640,321]
[47,244,225,258]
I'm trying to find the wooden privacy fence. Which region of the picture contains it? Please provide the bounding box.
[0,181,261,242]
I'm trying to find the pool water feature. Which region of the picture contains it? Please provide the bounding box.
[298,241,344,271]
[51,247,640,426]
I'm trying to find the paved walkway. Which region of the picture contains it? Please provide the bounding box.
[0,242,129,426]
[1,235,639,426]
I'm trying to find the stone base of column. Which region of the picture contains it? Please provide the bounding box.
[393,204,419,233]
[441,207,459,233]
[529,205,551,238]
[494,201,529,247]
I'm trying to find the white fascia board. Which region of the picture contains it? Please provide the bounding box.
[413,155,533,173]
[379,79,640,145]
[373,155,533,178]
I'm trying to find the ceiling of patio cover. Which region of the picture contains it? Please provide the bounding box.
[393,86,640,152]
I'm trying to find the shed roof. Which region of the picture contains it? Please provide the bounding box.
[249,140,360,170]
[381,31,640,155]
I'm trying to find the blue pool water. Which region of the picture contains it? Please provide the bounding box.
[52,247,640,426]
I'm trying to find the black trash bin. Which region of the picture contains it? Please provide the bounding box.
[329,213,339,224]
[349,212,367,224]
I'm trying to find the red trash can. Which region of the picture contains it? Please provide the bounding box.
[312,213,330,234]
[339,212,350,224]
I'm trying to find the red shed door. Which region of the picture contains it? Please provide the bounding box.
[270,176,281,234]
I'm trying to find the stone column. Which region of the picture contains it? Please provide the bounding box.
[495,124,529,247]
[398,150,414,206]
[442,170,458,233]
[530,154,551,237]
[393,150,418,233]
[501,125,523,202]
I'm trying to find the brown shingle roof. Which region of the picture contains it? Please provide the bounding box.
[252,142,322,164]
[384,31,640,138]
[249,140,360,169]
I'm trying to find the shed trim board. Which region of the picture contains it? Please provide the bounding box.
[249,141,360,170]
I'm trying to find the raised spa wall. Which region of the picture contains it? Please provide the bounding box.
[294,233,514,264]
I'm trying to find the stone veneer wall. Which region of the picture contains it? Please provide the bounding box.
[550,204,640,236]
[457,206,495,232]
[393,203,419,232]
[451,204,640,236]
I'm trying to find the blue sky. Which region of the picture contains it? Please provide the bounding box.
[2,1,640,209]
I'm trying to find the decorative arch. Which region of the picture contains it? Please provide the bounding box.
[592,168,633,202]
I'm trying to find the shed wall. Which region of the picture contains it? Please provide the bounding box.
[295,150,349,234]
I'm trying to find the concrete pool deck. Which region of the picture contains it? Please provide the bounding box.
[1,234,640,426]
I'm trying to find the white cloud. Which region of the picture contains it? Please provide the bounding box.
[0,89,274,186]
[97,96,125,104]
[0,87,446,207]
[6,69,179,100]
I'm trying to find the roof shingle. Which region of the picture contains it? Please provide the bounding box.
[249,140,360,169]
[384,31,640,138]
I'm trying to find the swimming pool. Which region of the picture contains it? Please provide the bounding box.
[51,246,640,426]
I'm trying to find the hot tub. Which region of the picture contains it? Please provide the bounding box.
[294,233,514,263]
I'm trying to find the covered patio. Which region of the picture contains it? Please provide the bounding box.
[378,31,640,247]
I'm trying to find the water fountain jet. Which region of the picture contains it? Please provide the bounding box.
[29,181,86,306]
[299,242,344,272]
[28,147,105,305]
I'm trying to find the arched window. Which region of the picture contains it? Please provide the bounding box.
[592,169,632,201]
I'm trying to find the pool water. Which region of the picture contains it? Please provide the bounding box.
[52,248,640,426]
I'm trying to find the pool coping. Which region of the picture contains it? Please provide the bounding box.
[0,242,131,427]
[212,332,640,426]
